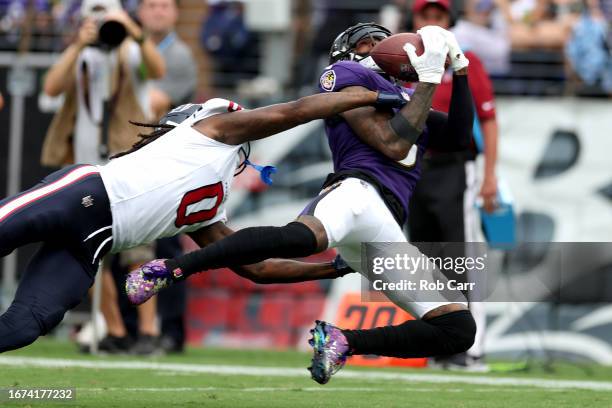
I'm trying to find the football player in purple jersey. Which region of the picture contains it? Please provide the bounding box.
[128,25,476,384]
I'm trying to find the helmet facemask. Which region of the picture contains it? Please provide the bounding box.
[329,23,392,65]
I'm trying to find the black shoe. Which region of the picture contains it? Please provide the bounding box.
[159,335,185,354]
[435,352,490,372]
[97,335,134,354]
[131,334,163,356]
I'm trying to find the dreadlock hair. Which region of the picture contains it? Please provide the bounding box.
[110,121,176,159]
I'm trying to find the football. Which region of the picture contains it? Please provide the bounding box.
[370,33,424,82]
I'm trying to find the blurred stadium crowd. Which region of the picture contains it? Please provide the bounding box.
[1,0,611,96]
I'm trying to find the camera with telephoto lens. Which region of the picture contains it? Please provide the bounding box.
[94,18,127,50]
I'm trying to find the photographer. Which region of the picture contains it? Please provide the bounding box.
[42,0,165,166]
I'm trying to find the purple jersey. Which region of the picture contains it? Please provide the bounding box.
[318,61,428,222]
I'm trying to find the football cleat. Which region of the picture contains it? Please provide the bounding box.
[125,259,177,305]
[308,320,350,384]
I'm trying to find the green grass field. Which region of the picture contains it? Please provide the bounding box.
[1,339,611,407]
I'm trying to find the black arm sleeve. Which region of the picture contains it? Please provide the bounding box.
[425,74,474,152]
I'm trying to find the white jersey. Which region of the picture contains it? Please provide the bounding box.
[98,98,243,252]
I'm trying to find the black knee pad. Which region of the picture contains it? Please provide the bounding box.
[427,310,476,355]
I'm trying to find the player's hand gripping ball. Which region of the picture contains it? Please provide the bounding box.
[441,29,469,72]
[370,30,451,82]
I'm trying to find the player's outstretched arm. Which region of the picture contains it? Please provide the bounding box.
[194,90,384,145]
[188,222,352,283]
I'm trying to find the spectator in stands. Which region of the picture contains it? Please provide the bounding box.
[453,0,512,75]
[408,0,499,372]
[138,0,197,118]
[41,0,165,354]
[495,0,581,49]
[565,0,612,93]
[200,0,254,89]
[28,2,50,50]
[0,0,71,52]
[379,0,414,33]
[52,0,85,49]
[296,0,389,92]
[0,0,26,50]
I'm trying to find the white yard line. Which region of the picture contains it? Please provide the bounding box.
[73,387,561,393]
[78,387,411,393]
[0,356,611,391]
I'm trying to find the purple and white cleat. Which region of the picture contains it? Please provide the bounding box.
[125,259,183,305]
[308,320,350,384]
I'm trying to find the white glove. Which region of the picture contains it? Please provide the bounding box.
[403,26,449,84]
[443,30,469,71]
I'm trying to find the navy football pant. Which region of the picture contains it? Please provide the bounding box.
[0,165,113,352]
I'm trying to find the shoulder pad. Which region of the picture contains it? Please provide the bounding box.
[159,103,203,127]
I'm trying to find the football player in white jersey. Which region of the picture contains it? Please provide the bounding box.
[0,89,404,352]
